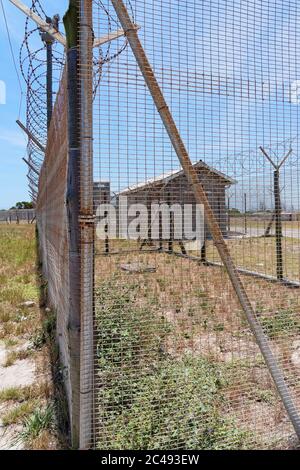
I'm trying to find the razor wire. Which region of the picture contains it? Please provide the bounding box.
[19,0,64,201]
[20,0,133,203]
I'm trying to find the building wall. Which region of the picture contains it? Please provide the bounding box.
[118,169,230,241]
[93,182,111,214]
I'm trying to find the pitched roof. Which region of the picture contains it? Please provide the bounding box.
[118,160,236,195]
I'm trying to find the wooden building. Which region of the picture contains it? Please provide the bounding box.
[117,160,236,242]
[93,181,110,213]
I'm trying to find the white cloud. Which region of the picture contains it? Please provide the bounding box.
[0,128,27,148]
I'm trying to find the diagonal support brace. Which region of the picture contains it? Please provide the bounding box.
[110,0,300,439]
[93,25,140,48]
[9,0,134,49]
[22,157,39,176]
[16,120,46,153]
[9,0,66,46]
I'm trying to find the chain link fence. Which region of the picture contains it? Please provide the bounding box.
[0,209,35,223]
[34,0,300,449]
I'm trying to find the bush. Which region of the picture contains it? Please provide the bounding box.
[97,355,248,450]
[30,313,56,349]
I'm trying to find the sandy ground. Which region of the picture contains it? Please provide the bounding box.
[231,223,300,239]
[0,342,37,449]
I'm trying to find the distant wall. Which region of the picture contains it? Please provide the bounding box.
[0,209,35,223]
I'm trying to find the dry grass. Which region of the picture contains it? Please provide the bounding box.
[28,430,57,450]
[230,217,300,231]
[0,225,61,449]
[3,349,33,368]
[94,242,300,448]
[0,225,39,341]
[96,231,300,281]
[204,236,300,281]
[0,383,51,403]
[1,401,37,426]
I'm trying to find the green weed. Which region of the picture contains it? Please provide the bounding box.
[19,406,54,443]
[2,401,37,426]
[260,309,300,339]
[95,277,250,450]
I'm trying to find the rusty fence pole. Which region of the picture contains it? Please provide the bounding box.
[274,169,283,279]
[244,193,247,235]
[66,43,81,447]
[260,147,292,281]
[79,0,94,450]
[110,0,300,439]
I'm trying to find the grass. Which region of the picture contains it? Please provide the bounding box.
[3,349,33,367]
[2,403,55,449]
[1,400,37,426]
[94,244,300,449]
[2,224,297,449]
[96,231,300,281]
[260,308,300,339]
[0,225,41,344]
[3,338,19,348]
[0,225,40,339]
[0,225,61,449]
[97,355,250,450]
[230,217,300,231]
[204,236,300,282]
[0,383,50,403]
[95,276,251,450]
[18,406,54,444]
[30,313,56,350]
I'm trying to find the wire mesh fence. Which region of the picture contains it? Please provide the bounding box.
[35,68,72,417]
[20,0,65,202]
[91,0,300,450]
[34,0,300,449]
[0,209,35,223]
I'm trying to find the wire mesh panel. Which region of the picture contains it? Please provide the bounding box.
[35,69,71,402]
[36,0,94,447]
[92,0,300,449]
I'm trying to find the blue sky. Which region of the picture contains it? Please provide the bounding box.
[1,0,300,210]
[0,0,68,209]
[94,0,300,210]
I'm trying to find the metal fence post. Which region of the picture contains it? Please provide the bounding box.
[45,38,53,130]
[274,169,283,279]
[110,0,300,439]
[79,0,94,450]
[66,44,81,448]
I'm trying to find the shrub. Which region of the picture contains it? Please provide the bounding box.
[20,406,54,442]
[97,355,248,450]
[95,277,249,450]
